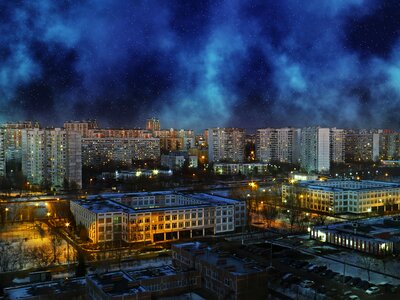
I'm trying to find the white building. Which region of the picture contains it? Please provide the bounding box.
[282,180,400,214]
[207,128,245,163]
[71,192,246,243]
[160,151,198,170]
[21,128,82,189]
[300,127,330,173]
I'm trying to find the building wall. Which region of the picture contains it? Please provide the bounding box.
[300,127,330,173]
[208,128,245,163]
[82,138,160,167]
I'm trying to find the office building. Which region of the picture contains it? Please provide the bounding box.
[208,128,245,163]
[21,128,82,189]
[70,192,246,244]
[300,127,330,173]
[282,180,400,214]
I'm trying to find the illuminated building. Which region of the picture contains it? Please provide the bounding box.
[345,129,380,162]
[64,120,98,137]
[145,117,161,131]
[21,128,82,189]
[160,151,198,170]
[207,128,246,163]
[152,128,195,152]
[70,192,246,243]
[300,127,330,173]
[0,121,41,176]
[282,180,400,214]
[213,162,269,175]
[310,217,400,256]
[256,127,300,163]
[330,128,345,163]
[81,137,160,167]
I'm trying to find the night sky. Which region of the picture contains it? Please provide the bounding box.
[1,0,400,131]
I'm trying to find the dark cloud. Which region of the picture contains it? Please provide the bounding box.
[1,0,400,130]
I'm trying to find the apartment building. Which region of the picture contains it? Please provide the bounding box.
[300,127,330,173]
[208,128,246,163]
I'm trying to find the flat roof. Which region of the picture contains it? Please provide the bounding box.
[174,242,264,275]
[4,278,85,299]
[187,193,241,205]
[88,271,147,296]
[298,180,400,192]
[72,199,135,214]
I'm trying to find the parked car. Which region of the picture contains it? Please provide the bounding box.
[365,286,380,294]
[300,280,315,288]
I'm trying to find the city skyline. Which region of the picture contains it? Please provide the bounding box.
[2,1,400,130]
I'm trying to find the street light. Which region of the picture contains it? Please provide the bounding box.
[65,222,70,275]
[5,207,9,223]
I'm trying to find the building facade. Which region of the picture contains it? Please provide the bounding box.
[21,128,82,189]
[81,137,160,167]
[282,180,400,214]
[256,128,300,164]
[64,120,98,138]
[70,192,246,244]
[300,127,330,173]
[208,128,245,163]
[330,128,345,163]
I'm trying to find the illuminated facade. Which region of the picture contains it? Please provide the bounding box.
[64,120,98,137]
[21,128,82,189]
[256,127,300,163]
[213,163,269,175]
[207,128,246,163]
[310,218,397,256]
[70,192,246,243]
[282,180,400,214]
[81,137,160,167]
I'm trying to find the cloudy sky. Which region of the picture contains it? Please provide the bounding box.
[1,0,400,130]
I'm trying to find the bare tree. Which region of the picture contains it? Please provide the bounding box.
[27,244,53,268]
[358,255,373,281]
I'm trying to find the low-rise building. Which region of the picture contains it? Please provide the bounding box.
[282,180,400,214]
[172,242,268,300]
[71,192,246,243]
[213,163,269,176]
[310,217,400,256]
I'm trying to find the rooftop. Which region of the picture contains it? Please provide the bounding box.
[174,242,264,275]
[88,271,147,296]
[298,180,400,192]
[72,199,135,214]
[4,278,86,299]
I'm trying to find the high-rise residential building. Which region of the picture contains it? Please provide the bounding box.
[207,128,245,163]
[330,128,345,163]
[81,137,160,167]
[64,120,98,138]
[21,128,82,189]
[0,121,40,175]
[255,127,300,163]
[146,117,160,131]
[86,128,152,139]
[345,129,380,162]
[300,127,330,173]
[379,130,399,160]
[152,129,195,152]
